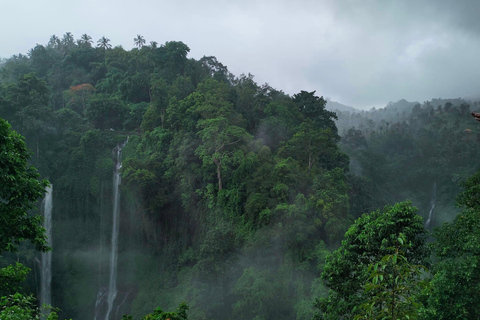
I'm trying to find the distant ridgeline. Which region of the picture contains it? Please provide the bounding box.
[0,33,479,320]
[332,97,480,225]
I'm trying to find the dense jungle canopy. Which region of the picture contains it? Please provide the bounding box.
[1,33,480,320]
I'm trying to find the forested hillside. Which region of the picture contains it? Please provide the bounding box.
[334,98,480,224]
[1,33,479,320]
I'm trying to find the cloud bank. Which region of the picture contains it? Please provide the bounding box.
[2,0,479,108]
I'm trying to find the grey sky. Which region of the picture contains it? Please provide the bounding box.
[2,0,479,108]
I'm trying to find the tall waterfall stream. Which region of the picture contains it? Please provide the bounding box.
[94,139,128,320]
[40,184,53,308]
[425,182,437,228]
[105,140,127,320]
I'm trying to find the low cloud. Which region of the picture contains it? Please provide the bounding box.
[1,0,479,108]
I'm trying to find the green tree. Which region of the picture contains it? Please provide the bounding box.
[47,35,60,50]
[1,73,53,161]
[280,120,335,172]
[0,118,58,318]
[141,78,169,130]
[29,45,55,78]
[233,73,264,131]
[0,117,49,271]
[122,302,188,320]
[118,72,151,103]
[342,128,367,150]
[196,116,250,191]
[232,267,290,320]
[61,32,75,52]
[6,73,50,120]
[154,41,190,82]
[354,234,429,320]
[199,56,234,84]
[97,36,112,50]
[428,171,480,319]
[85,93,128,129]
[78,34,93,48]
[64,83,95,115]
[20,78,54,158]
[0,293,60,320]
[292,90,338,139]
[192,79,251,191]
[314,202,428,320]
[134,34,146,49]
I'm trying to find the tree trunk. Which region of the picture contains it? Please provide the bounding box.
[161,109,165,129]
[217,162,222,191]
[213,156,222,191]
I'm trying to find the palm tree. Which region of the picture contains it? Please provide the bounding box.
[97,36,112,50]
[79,34,93,48]
[134,34,146,49]
[48,35,60,49]
[62,32,75,48]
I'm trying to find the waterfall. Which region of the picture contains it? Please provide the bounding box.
[94,287,107,320]
[40,184,53,308]
[104,140,127,320]
[115,289,132,319]
[425,182,437,228]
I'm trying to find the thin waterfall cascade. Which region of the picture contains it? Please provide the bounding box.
[425,182,437,228]
[40,184,53,308]
[94,287,107,320]
[94,183,106,320]
[114,289,132,320]
[104,139,128,320]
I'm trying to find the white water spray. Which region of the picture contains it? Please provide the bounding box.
[104,140,127,320]
[94,287,107,320]
[115,289,132,319]
[425,182,437,228]
[40,184,53,308]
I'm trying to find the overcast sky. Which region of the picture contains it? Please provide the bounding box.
[1,0,479,108]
